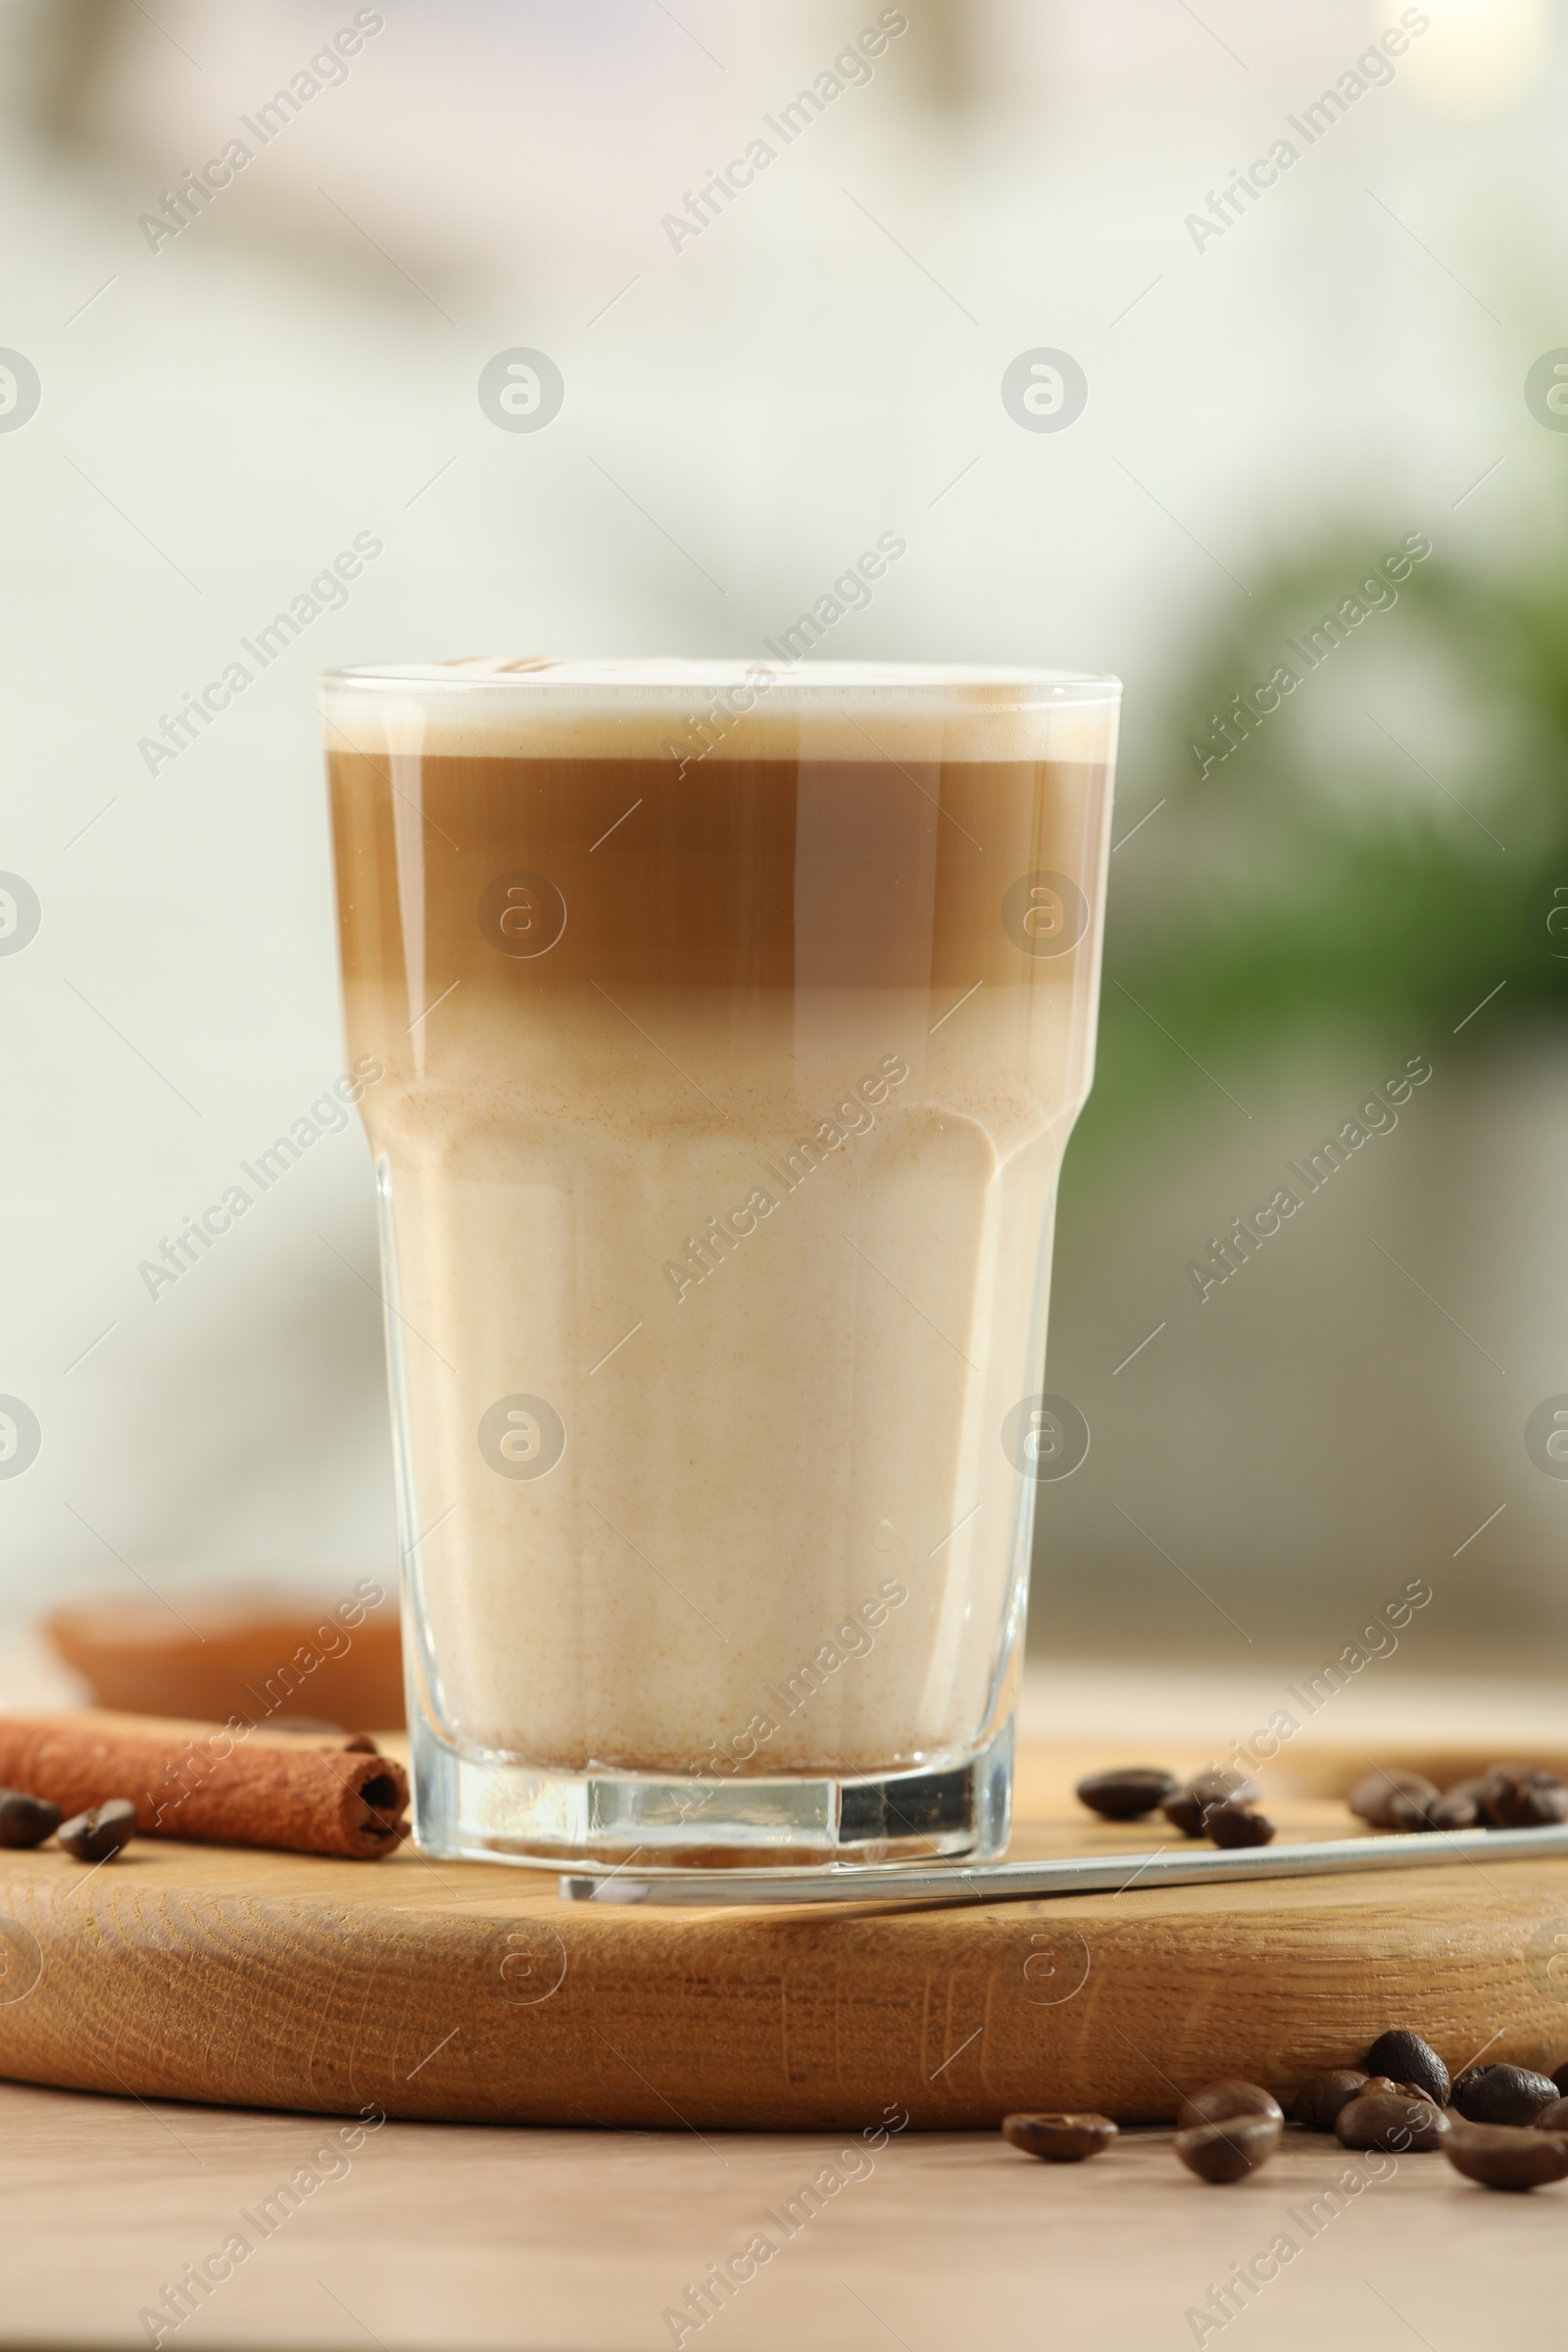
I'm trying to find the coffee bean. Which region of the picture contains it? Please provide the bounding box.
[1444,2120,1568,2191]
[1074,1768,1178,1823]
[1293,2070,1369,2131]
[1175,2114,1282,2182]
[1002,2111,1117,2162]
[1374,1792,1435,1834]
[1422,1788,1480,1831]
[1479,1762,1530,1822]
[0,1788,63,1848]
[1161,1769,1258,1838]
[1486,1771,1568,1829]
[1451,2064,1560,2126]
[1362,2031,1449,2110]
[1205,1803,1275,1849]
[1535,2097,1568,2132]
[1348,1769,1438,1829]
[1336,2092,1450,2152]
[56,1799,137,1862]
[1160,1790,1208,1838]
[1443,1777,1490,1825]
[1177,2079,1284,2132]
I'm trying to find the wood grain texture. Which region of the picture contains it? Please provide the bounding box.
[10,2077,1568,2352]
[2,1738,1566,2132]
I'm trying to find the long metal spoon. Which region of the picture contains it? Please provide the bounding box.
[559,1822,1568,1907]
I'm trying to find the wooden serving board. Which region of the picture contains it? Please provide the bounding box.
[3,1739,1567,2131]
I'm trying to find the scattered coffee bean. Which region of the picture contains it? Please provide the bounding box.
[1293,2070,1369,2131]
[1336,2092,1450,2152]
[1534,2097,1568,2132]
[1421,1788,1480,1832]
[1175,2114,1282,2182]
[1444,1777,1490,1824]
[1363,2031,1449,2110]
[1074,1768,1179,1823]
[1451,2064,1560,2126]
[56,1799,138,1862]
[1205,1803,1275,1849]
[1177,2080,1284,2132]
[1479,1763,1530,1820]
[1002,2111,1118,2162]
[0,1788,63,1848]
[1444,2120,1568,2191]
[1161,1769,1259,1838]
[1486,1770,1568,1829]
[1348,1769,1438,1829]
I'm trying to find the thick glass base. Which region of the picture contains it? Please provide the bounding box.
[410,1714,1014,1870]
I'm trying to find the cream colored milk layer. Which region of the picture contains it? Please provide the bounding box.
[366,986,1075,1773]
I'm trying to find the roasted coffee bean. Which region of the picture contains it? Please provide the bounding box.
[1451,2064,1560,2126]
[1348,1769,1438,1829]
[1074,1767,1179,1823]
[1362,2030,1449,2110]
[1293,2070,1369,2132]
[0,1788,63,1848]
[1175,2114,1282,2182]
[1444,2120,1568,2191]
[56,1799,137,1862]
[1177,2080,1284,2132]
[1534,2096,1568,2132]
[1161,1769,1258,1838]
[1002,2111,1118,2162]
[1443,1777,1490,1824]
[1479,1762,1529,1817]
[1486,1771,1568,1829]
[1421,1788,1480,1832]
[1205,1803,1275,1849]
[1160,1790,1208,1838]
[1336,2092,1450,2152]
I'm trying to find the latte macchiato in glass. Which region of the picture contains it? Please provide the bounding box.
[324,660,1117,1866]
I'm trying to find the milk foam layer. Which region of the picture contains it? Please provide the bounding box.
[323,658,1119,766]
[327,697,1116,1782]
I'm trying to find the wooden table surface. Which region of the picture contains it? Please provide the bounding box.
[4,1660,1567,2350]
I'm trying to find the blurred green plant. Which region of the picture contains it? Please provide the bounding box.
[1073,531,1568,1171]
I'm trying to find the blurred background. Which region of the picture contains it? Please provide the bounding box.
[2,0,1564,1714]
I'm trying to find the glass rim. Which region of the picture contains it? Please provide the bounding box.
[321,657,1122,708]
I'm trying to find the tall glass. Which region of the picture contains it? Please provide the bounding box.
[323,661,1118,1868]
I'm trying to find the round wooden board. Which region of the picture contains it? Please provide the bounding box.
[4,1740,1568,2131]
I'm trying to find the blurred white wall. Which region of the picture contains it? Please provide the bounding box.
[0,0,1562,1655]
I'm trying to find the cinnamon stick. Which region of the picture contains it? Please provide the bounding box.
[0,1711,409,1860]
